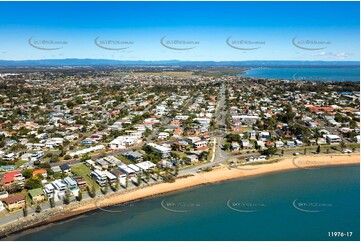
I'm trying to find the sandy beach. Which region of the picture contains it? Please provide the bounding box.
[67,153,359,217]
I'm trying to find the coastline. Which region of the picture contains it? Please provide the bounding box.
[1,153,359,238]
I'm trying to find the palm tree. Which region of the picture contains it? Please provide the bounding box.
[125,175,129,188]
[145,171,150,183]
[137,173,142,187]
[77,190,83,201]
[174,164,179,177]
[156,167,161,180]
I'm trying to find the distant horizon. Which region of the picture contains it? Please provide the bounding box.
[0,58,359,66]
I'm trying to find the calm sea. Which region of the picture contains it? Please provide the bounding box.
[238,67,360,82]
[6,165,360,241]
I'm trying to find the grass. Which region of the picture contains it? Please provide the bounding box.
[15,159,29,168]
[170,151,187,159]
[71,163,99,190]
[116,154,133,164]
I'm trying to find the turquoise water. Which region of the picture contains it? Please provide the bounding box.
[238,67,360,82]
[7,165,360,241]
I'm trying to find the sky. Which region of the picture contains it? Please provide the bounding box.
[0,1,359,61]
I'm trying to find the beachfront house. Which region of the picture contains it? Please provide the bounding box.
[64,177,79,196]
[90,169,108,187]
[43,183,55,199]
[28,188,45,202]
[325,134,341,144]
[1,194,26,212]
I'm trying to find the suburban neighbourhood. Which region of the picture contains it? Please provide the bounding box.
[0,70,359,225]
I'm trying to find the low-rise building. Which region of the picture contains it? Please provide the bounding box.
[28,188,45,202]
[1,194,26,212]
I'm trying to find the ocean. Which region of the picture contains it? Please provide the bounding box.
[6,165,360,241]
[238,67,360,82]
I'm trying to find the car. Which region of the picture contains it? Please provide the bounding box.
[196,168,202,173]
[342,149,352,154]
[293,152,300,156]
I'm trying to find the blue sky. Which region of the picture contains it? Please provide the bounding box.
[0,1,359,61]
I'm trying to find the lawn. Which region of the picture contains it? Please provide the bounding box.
[116,154,133,164]
[71,163,99,189]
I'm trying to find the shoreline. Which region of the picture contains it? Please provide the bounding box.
[1,153,359,238]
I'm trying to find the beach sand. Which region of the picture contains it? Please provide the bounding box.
[60,153,359,219]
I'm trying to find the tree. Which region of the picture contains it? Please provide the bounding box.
[262,147,278,156]
[137,174,142,186]
[35,204,42,213]
[49,198,55,208]
[101,184,108,195]
[316,145,321,154]
[156,167,161,180]
[125,175,129,188]
[223,143,231,151]
[50,155,59,163]
[145,171,151,183]
[64,155,71,160]
[88,183,96,198]
[25,177,42,190]
[63,190,71,205]
[304,148,307,155]
[23,206,28,217]
[174,165,179,177]
[22,169,34,179]
[340,141,347,150]
[281,150,284,156]
[76,190,83,201]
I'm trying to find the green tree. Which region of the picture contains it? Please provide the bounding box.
[23,206,28,217]
[101,185,108,195]
[304,148,307,155]
[316,145,321,154]
[35,204,42,213]
[89,183,96,198]
[76,190,83,201]
[137,174,142,186]
[49,198,55,208]
[22,169,34,179]
[125,175,129,188]
[25,176,43,190]
[63,190,71,205]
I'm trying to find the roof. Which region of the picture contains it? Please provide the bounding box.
[60,163,71,170]
[126,151,143,158]
[28,188,44,198]
[1,194,25,204]
[51,166,62,173]
[2,170,22,184]
[33,169,47,176]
